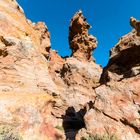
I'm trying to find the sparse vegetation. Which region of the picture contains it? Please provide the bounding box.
[81,134,119,140]
[55,125,64,132]
[0,124,23,140]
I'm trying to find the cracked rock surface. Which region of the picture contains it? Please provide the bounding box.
[69,11,97,61]
[0,1,140,140]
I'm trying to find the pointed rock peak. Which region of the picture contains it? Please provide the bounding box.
[69,11,97,61]
[130,17,140,36]
[33,22,51,56]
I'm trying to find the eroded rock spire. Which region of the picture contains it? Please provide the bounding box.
[69,10,97,61]
[130,17,140,36]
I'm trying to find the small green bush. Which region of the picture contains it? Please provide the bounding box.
[55,125,64,132]
[0,124,23,140]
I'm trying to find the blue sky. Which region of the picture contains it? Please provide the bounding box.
[17,0,140,67]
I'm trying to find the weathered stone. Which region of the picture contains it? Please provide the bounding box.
[0,1,140,140]
[100,19,140,83]
[69,11,97,61]
[130,17,140,36]
[33,22,51,57]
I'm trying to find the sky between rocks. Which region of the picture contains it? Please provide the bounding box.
[17,0,140,67]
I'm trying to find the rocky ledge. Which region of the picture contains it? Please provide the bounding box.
[0,1,140,140]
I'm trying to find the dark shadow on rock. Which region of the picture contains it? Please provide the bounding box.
[100,45,140,84]
[62,101,94,140]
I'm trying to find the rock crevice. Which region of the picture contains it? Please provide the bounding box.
[0,1,140,140]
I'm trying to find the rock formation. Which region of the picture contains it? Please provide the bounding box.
[69,11,97,61]
[0,1,140,140]
[130,17,140,36]
[101,17,140,83]
[33,22,51,57]
[0,1,61,139]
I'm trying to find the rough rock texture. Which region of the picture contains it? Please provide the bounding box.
[0,1,140,140]
[87,17,140,140]
[101,22,140,83]
[69,11,97,61]
[0,1,62,139]
[0,93,63,140]
[130,17,140,36]
[33,22,51,57]
[83,76,140,140]
[0,0,58,94]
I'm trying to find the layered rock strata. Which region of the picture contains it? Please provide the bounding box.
[0,1,140,140]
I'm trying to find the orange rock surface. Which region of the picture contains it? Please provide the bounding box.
[0,1,140,140]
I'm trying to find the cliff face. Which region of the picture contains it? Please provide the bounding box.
[0,1,61,140]
[0,1,140,140]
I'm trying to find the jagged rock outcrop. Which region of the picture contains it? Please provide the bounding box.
[48,11,102,110]
[83,76,140,140]
[130,17,140,36]
[0,1,140,140]
[0,1,62,140]
[48,12,102,139]
[33,22,51,57]
[83,18,140,140]
[100,17,140,83]
[0,0,59,94]
[69,11,97,61]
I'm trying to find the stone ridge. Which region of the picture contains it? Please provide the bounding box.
[0,1,140,140]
